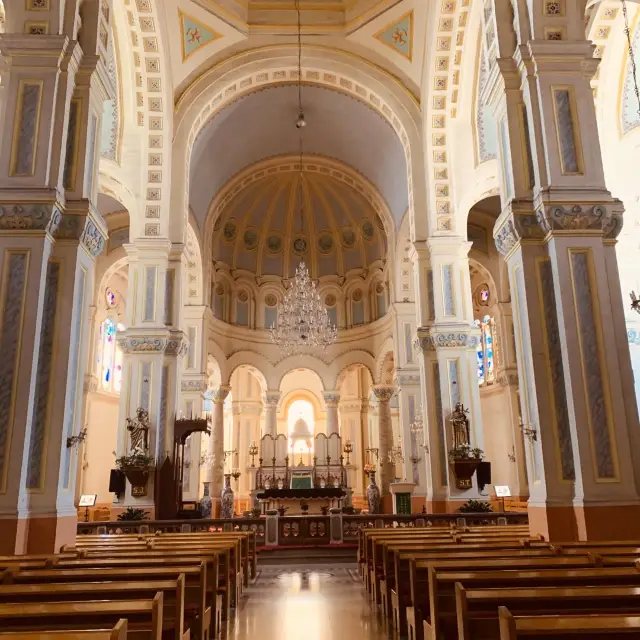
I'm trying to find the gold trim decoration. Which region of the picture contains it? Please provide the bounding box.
[374,10,414,61]
[568,247,619,482]
[179,8,222,62]
[551,85,585,176]
[10,80,44,178]
[63,98,83,192]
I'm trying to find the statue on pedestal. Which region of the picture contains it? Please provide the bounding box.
[126,407,150,454]
[451,402,470,449]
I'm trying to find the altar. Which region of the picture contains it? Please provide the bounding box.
[250,423,349,513]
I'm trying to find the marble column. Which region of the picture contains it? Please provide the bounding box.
[484,0,640,540]
[372,385,395,504]
[208,385,230,515]
[0,18,111,553]
[395,373,425,495]
[323,391,340,436]
[262,390,280,438]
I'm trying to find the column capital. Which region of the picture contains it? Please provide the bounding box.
[394,371,421,389]
[372,385,395,403]
[494,199,624,257]
[413,326,480,353]
[211,385,231,405]
[263,390,281,407]
[117,328,189,358]
[322,390,340,407]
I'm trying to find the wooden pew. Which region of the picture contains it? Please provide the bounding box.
[0,619,127,639]
[0,578,188,640]
[405,555,602,640]
[498,606,640,639]
[2,564,213,639]
[0,593,171,639]
[427,565,640,640]
[456,584,640,640]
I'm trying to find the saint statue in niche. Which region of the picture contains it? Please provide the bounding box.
[451,402,471,449]
[126,407,150,453]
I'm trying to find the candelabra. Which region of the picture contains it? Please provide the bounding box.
[248,441,259,467]
[410,412,428,460]
[223,449,238,474]
[231,467,241,481]
[67,427,88,449]
[632,291,640,314]
[343,439,353,465]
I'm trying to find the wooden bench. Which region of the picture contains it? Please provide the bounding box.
[2,564,213,639]
[0,619,127,639]
[0,593,171,639]
[456,584,640,640]
[0,578,190,640]
[498,606,640,638]
[405,555,602,640]
[426,565,640,640]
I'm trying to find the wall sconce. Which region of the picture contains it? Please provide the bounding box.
[520,418,537,443]
[66,427,87,449]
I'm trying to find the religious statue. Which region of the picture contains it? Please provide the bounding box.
[450,402,471,449]
[126,407,150,453]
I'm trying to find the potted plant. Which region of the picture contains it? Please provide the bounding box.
[320,505,329,516]
[115,450,155,496]
[277,506,289,517]
[458,499,492,513]
[117,507,149,521]
[448,444,483,490]
[300,501,309,514]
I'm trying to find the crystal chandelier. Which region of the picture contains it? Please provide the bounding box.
[269,0,338,355]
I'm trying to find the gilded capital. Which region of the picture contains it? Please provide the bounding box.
[323,391,340,407]
[211,385,231,404]
[372,385,395,403]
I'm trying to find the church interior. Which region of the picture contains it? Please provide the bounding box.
[3,0,640,636]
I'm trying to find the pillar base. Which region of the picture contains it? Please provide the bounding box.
[529,503,640,541]
[0,513,77,555]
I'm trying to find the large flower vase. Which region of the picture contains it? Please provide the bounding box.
[200,482,212,519]
[220,475,235,519]
[366,471,381,514]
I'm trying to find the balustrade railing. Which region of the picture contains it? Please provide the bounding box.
[77,511,527,548]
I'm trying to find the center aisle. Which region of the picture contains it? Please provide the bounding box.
[225,564,391,639]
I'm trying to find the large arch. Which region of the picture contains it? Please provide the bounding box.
[170,45,429,246]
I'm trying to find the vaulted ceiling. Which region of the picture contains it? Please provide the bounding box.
[189,85,408,230]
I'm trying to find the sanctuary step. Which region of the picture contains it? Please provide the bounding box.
[259,544,358,565]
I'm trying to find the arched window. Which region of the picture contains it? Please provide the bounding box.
[474,315,495,386]
[287,399,315,458]
[97,318,123,393]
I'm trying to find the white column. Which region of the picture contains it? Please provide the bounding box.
[208,385,230,515]
[323,391,340,436]
[262,390,280,437]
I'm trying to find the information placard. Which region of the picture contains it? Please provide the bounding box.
[494,485,511,498]
[79,494,97,507]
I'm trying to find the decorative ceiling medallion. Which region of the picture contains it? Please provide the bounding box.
[265,293,278,307]
[179,9,222,62]
[341,226,356,249]
[266,233,283,255]
[223,219,237,241]
[317,232,335,255]
[325,293,337,307]
[292,234,308,256]
[374,10,414,61]
[360,218,375,241]
[243,227,259,250]
[352,289,363,302]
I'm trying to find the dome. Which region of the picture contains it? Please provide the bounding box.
[292,418,312,438]
[210,162,388,280]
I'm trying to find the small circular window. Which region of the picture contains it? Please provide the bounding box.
[477,285,490,306]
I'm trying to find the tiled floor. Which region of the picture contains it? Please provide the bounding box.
[223,564,393,639]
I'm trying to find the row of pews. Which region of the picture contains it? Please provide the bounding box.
[359,524,640,639]
[0,529,257,639]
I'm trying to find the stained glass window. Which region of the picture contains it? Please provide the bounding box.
[105,288,117,307]
[98,318,123,393]
[475,315,495,386]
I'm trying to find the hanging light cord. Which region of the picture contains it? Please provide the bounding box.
[295,0,304,234]
[622,0,640,119]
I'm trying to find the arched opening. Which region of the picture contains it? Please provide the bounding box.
[287,399,315,463]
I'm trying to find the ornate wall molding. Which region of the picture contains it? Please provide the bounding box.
[413,327,480,352]
[395,372,421,387]
[118,329,189,358]
[0,203,62,233]
[181,379,207,393]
